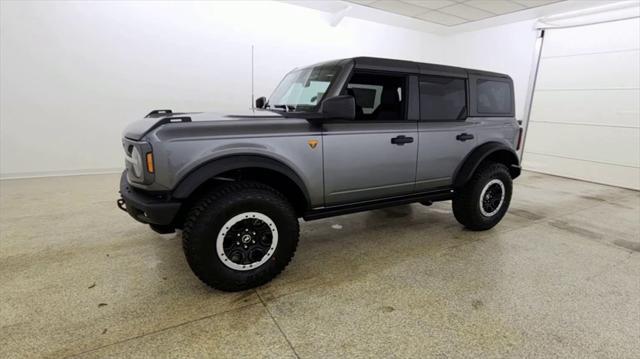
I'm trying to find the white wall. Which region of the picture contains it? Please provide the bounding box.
[7,1,596,180]
[0,0,446,178]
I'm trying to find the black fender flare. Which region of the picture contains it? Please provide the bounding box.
[453,142,521,188]
[171,155,311,205]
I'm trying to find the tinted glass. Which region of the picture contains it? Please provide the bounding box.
[419,76,466,121]
[345,72,406,121]
[476,79,512,114]
[347,84,381,114]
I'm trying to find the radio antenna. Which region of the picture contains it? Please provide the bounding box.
[251,45,255,110]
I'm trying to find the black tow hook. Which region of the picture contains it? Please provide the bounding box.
[117,198,127,212]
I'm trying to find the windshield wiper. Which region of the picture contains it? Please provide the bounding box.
[272,104,296,112]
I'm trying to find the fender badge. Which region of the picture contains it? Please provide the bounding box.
[308,139,319,149]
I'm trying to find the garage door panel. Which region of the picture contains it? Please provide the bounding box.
[525,153,640,190]
[525,16,640,190]
[530,89,640,128]
[537,50,640,89]
[543,18,640,57]
[526,122,640,167]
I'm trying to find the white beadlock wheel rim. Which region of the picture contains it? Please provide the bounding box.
[479,179,506,217]
[216,212,278,271]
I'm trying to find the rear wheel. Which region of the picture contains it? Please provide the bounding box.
[452,163,512,231]
[182,182,299,291]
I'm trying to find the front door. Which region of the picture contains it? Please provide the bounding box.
[322,72,418,206]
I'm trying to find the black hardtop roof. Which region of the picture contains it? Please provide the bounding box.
[353,56,510,79]
[330,56,510,80]
[298,56,511,80]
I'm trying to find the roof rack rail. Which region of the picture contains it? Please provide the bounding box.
[145,109,173,118]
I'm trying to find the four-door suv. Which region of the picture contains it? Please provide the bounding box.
[118,57,522,291]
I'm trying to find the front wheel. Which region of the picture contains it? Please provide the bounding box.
[182,182,299,291]
[452,163,512,231]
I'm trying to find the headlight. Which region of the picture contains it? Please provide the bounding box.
[131,147,143,177]
[123,140,154,184]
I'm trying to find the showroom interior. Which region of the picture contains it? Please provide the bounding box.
[1,0,639,358]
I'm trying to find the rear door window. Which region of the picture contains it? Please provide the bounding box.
[419,76,466,121]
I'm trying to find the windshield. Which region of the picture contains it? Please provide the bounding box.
[267,65,341,112]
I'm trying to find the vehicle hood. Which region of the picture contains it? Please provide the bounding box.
[123,109,286,141]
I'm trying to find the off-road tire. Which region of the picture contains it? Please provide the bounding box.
[182,181,299,291]
[452,162,512,231]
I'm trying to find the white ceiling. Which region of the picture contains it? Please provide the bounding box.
[284,0,620,34]
[345,0,564,26]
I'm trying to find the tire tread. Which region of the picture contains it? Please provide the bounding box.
[182,181,299,291]
[452,162,512,231]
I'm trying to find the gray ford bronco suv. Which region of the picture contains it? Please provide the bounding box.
[118,57,522,291]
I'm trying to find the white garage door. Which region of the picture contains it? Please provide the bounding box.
[524,17,640,190]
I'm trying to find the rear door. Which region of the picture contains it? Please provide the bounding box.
[322,72,418,206]
[416,75,477,191]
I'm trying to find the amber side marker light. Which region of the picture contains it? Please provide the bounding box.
[146,152,154,173]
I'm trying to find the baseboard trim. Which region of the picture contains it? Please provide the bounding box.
[0,168,123,180]
[523,168,639,191]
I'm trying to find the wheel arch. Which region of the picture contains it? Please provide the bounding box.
[453,142,521,188]
[172,155,311,215]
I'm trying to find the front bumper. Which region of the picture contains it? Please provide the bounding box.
[118,171,181,225]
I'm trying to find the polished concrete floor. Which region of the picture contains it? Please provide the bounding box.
[1,171,639,358]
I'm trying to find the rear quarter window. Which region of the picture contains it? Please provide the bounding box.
[471,77,514,117]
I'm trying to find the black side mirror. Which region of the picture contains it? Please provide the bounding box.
[255,96,266,109]
[321,95,355,120]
